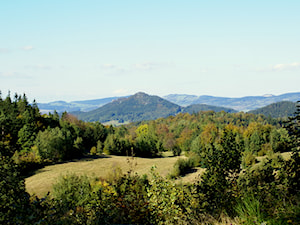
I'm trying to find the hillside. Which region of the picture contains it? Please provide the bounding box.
[248,101,297,118]
[25,154,203,197]
[73,92,182,123]
[73,93,300,123]
[38,92,300,113]
[41,92,300,123]
[72,92,238,123]
[182,104,237,114]
[164,92,300,111]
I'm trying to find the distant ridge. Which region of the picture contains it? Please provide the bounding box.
[72,92,182,123]
[38,96,122,113]
[71,92,236,124]
[163,92,300,111]
[248,101,297,118]
[182,104,237,114]
[38,92,300,114]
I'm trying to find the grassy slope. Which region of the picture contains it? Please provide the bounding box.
[25,152,292,197]
[25,153,204,197]
[255,151,292,163]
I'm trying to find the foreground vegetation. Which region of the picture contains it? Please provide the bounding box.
[1,92,299,224]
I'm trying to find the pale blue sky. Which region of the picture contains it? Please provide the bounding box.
[1,1,299,103]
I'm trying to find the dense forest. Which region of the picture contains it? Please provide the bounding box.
[1,92,299,224]
[248,101,297,118]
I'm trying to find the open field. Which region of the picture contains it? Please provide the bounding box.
[25,153,205,197]
[256,151,292,162]
[25,151,292,197]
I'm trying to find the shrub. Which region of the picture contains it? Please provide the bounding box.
[168,157,198,179]
[237,155,289,218]
[148,167,202,224]
[241,150,256,168]
[52,173,91,209]
[96,140,103,154]
[172,145,182,156]
[90,146,97,155]
[87,169,150,224]
[234,194,266,224]
[258,143,272,156]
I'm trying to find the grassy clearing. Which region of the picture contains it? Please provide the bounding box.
[25,151,291,197]
[25,153,204,197]
[256,151,292,162]
[280,151,293,160]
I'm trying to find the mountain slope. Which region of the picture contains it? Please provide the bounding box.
[182,104,237,114]
[38,92,300,113]
[72,92,238,123]
[248,101,297,118]
[73,92,182,123]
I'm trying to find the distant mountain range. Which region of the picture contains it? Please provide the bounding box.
[38,96,124,114]
[71,92,236,123]
[37,92,300,123]
[38,92,300,113]
[248,101,297,118]
[163,92,300,111]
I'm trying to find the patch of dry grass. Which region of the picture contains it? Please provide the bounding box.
[25,151,292,197]
[256,151,292,162]
[281,151,292,160]
[25,153,204,197]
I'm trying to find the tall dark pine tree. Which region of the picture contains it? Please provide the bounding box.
[284,101,300,195]
[285,101,300,151]
[0,154,30,224]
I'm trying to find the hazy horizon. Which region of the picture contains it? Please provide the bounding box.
[31,91,300,104]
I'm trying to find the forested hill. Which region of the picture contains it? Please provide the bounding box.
[38,92,300,113]
[248,101,297,118]
[72,92,182,123]
[72,92,236,123]
[182,104,237,114]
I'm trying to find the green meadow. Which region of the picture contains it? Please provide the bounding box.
[25,153,205,197]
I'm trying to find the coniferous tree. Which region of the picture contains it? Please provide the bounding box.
[0,155,30,224]
[197,125,242,215]
[284,101,300,195]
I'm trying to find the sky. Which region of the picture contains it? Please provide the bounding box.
[1,1,300,103]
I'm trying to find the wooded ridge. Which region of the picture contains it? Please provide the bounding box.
[37,91,300,113]
[71,92,297,123]
[71,92,237,123]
